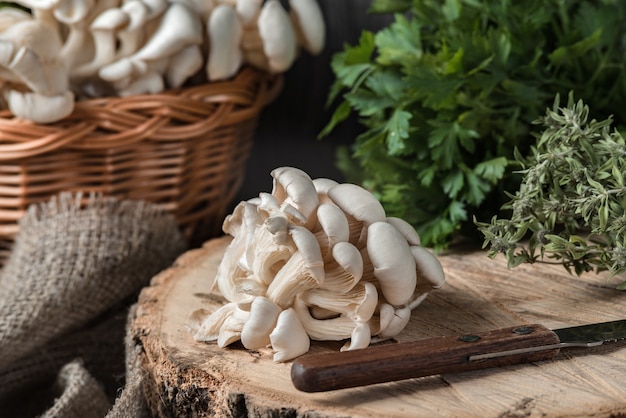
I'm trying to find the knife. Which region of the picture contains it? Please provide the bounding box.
[290,319,626,392]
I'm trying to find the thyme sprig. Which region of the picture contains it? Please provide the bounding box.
[476,93,626,288]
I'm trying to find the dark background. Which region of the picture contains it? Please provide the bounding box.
[237,0,393,200]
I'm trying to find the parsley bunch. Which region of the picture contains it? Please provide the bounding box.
[322,0,626,249]
[476,94,626,288]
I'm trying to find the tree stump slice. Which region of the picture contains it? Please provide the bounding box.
[132,236,626,417]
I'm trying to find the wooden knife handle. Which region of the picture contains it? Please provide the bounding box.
[291,324,561,392]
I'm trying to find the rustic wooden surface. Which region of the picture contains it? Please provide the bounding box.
[132,236,626,417]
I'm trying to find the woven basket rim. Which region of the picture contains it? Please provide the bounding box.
[0,66,282,160]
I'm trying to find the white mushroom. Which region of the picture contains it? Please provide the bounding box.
[165,44,203,88]
[4,89,74,124]
[236,0,262,26]
[269,308,310,362]
[327,183,386,245]
[374,304,412,340]
[288,0,325,55]
[0,18,68,95]
[342,321,371,351]
[13,0,61,29]
[72,8,130,78]
[266,225,324,308]
[313,202,349,259]
[173,0,216,19]
[206,3,243,81]
[131,2,203,62]
[191,167,445,363]
[257,0,297,73]
[240,296,282,350]
[312,177,338,203]
[56,0,120,73]
[113,1,150,60]
[271,166,319,229]
[410,245,446,292]
[366,221,417,306]
[99,1,203,93]
[53,0,95,24]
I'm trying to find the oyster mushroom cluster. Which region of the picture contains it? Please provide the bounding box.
[0,0,325,123]
[190,167,445,362]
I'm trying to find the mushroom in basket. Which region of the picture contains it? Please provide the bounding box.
[0,0,326,123]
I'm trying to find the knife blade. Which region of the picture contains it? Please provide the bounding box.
[290,319,626,392]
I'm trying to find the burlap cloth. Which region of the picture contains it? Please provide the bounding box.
[0,193,187,417]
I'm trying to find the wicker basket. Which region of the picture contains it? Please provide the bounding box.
[0,67,282,263]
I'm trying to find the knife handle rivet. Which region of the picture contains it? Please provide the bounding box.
[458,334,481,342]
[513,326,534,335]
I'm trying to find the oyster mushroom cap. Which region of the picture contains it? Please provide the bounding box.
[257,0,297,73]
[269,307,310,362]
[113,1,150,60]
[206,3,243,81]
[312,177,338,204]
[366,221,417,306]
[314,202,350,259]
[132,2,203,62]
[236,0,262,26]
[341,321,371,351]
[288,0,325,55]
[166,44,203,88]
[374,304,412,340]
[240,296,282,350]
[327,183,386,245]
[410,245,446,290]
[270,166,319,229]
[4,89,74,124]
[0,17,68,96]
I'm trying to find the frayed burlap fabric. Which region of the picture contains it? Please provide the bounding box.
[0,193,186,417]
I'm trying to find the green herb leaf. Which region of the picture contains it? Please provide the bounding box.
[324,0,626,250]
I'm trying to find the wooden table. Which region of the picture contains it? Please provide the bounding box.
[132,236,626,417]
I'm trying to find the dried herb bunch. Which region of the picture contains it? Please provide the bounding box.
[476,94,626,287]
